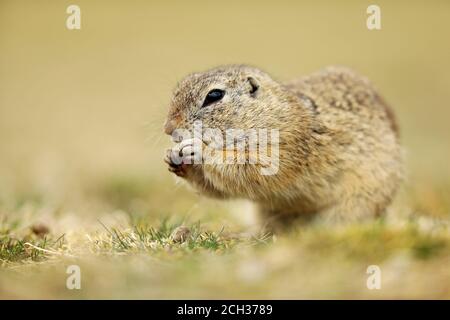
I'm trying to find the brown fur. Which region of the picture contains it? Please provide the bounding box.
[164,65,404,228]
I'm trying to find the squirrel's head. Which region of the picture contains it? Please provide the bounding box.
[164,65,296,137]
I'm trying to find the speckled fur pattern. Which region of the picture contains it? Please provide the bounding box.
[164,65,403,228]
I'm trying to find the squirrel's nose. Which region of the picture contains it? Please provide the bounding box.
[164,119,176,135]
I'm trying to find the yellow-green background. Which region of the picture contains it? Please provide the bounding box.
[0,0,449,299]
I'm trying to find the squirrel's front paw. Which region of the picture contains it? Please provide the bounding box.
[164,138,203,177]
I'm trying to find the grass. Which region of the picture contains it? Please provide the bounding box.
[0,221,65,266]
[92,220,254,253]
[0,211,270,263]
[2,214,447,264]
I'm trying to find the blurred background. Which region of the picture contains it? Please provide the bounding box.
[0,0,449,299]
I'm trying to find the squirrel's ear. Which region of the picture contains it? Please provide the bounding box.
[247,77,259,97]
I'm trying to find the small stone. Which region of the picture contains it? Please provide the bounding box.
[170,226,191,243]
[31,223,50,237]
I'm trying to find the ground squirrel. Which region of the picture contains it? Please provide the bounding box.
[164,65,403,228]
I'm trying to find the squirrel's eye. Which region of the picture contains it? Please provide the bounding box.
[202,89,225,108]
